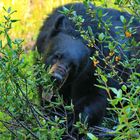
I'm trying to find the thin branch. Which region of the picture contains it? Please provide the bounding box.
[0,120,17,137]
[6,109,39,139]
[15,81,42,128]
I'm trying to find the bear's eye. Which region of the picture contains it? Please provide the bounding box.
[51,53,62,64]
[54,53,62,59]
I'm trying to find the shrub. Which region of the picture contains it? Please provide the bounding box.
[0,0,140,139]
[61,0,140,139]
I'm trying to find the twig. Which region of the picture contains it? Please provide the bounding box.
[6,109,39,139]
[0,120,17,137]
[90,126,116,138]
[15,81,42,128]
[0,119,19,126]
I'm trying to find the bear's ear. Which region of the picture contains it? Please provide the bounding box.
[53,15,66,31]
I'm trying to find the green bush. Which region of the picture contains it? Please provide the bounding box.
[61,0,140,139]
[0,7,85,140]
[0,7,66,140]
[0,0,140,140]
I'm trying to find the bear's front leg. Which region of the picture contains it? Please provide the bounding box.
[74,90,107,126]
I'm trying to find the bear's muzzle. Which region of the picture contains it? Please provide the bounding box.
[49,63,70,88]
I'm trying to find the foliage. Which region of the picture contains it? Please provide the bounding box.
[61,0,140,139]
[0,0,140,140]
[0,7,61,140]
[0,7,89,140]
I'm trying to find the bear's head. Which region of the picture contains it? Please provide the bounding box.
[37,15,91,87]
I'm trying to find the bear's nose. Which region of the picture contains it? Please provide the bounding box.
[51,72,63,85]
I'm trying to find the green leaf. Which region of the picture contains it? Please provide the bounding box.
[102,12,108,17]
[4,15,9,20]
[6,34,12,48]
[88,26,93,36]
[13,38,23,45]
[87,133,98,140]
[99,33,105,41]
[64,105,73,111]
[117,89,122,98]
[83,0,89,7]
[97,9,103,18]
[110,87,118,95]
[3,7,7,12]
[128,16,134,25]
[115,26,122,29]
[108,98,119,106]
[101,75,108,83]
[120,15,126,24]
[94,84,108,91]
[110,88,122,98]
[121,85,127,91]
[62,6,70,13]
[11,19,19,23]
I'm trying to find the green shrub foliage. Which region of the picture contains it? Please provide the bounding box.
[0,1,140,139]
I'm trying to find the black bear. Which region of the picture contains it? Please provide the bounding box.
[36,3,140,126]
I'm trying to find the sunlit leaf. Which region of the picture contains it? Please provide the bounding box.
[87,133,98,140]
[99,33,105,41]
[121,85,127,91]
[120,15,126,24]
[101,75,108,83]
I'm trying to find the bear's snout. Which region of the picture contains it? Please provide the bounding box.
[49,63,70,88]
[51,72,63,85]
